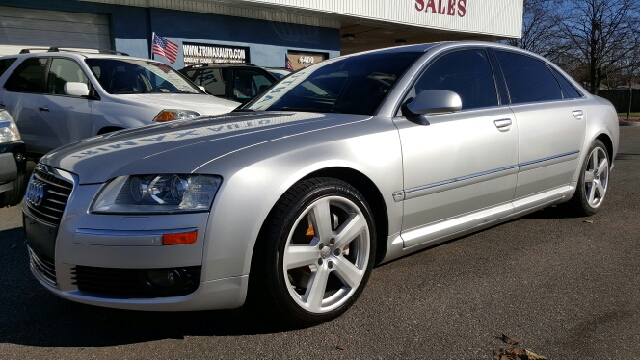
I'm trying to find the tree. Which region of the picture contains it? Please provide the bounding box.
[558,0,640,94]
[507,0,564,60]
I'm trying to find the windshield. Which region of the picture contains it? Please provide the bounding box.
[267,68,292,80]
[85,59,201,94]
[243,52,423,115]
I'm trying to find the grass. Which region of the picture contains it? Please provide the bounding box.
[618,112,640,117]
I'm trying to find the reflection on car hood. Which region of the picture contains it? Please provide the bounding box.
[116,93,239,115]
[41,112,370,184]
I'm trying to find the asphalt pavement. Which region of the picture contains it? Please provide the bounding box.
[1,127,639,359]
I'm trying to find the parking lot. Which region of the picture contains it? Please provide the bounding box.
[0,126,638,359]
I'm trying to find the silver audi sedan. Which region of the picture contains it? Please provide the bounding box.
[24,41,619,326]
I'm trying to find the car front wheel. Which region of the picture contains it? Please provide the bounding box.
[250,178,376,326]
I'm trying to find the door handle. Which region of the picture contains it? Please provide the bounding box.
[572,110,583,120]
[493,118,512,131]
[39,107,50,112]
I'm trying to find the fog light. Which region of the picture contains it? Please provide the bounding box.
[14,153,25,162]
[147,269,181,288]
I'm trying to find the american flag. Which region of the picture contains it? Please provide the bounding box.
[152,33,178,64]
[285,54,294,70]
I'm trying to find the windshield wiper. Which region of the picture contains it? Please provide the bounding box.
[279,107,340,114]
[232,108,255,112]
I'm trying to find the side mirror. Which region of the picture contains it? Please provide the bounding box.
[65,82,90,97]
[403,90,462,116]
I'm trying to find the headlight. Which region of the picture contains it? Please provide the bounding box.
[153,109,200,122]
[0,110,21,142]
[92,174,222,214]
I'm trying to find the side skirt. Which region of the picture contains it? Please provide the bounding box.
[380,184,576,264]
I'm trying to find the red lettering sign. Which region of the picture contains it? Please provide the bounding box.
[458,0,467,17]
[448,0,456,15]
[414,0,467,17]
[426,0,436,13]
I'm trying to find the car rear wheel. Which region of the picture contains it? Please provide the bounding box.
[250,178,376,326]
[566,140,609,216]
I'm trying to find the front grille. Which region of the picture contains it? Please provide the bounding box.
[72,266,201,298]
[25,166,74,226]
[29,247,57,285]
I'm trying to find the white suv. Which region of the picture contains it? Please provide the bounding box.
[0,48,239,158]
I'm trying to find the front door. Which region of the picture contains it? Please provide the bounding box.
[395,48,519,247]
[41,57,93,150]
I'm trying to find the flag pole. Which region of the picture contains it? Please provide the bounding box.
[150,32,155,60]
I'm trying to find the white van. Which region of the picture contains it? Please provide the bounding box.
[0,48,239,158]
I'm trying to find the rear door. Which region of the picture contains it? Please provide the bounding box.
[493,50,586,205]
[395,48,519,247]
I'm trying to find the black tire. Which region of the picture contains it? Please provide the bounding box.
[0,171,25,207]
[565,140,610,217]
[248,177,376,326]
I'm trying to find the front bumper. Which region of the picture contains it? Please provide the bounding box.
[0,141,25,187]
[29,257,248,311]
[24,175,248,311]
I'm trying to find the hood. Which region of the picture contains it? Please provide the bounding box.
[41,112,370,184]
[115,93,239,115]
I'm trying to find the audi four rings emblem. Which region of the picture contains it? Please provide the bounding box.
[26,179,46,207]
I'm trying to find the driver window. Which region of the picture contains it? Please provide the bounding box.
[48,58,90,95]
[406,49,498,113]
[233,69,272,100]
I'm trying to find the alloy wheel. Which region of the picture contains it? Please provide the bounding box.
[282,195,370,314]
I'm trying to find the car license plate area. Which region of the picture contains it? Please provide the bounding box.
[23,211,58,261]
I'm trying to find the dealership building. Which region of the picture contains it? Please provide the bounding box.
[0,0,523,69]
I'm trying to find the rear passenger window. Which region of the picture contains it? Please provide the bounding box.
[413,49,498,110]
[0,58,17,77]
[549,67,582,99]
[194,68,227,96]
[4,58,47,93]
[495,50,562,103]
[47,58,90,95]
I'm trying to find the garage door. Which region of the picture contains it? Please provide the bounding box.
[0,6,111,56]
